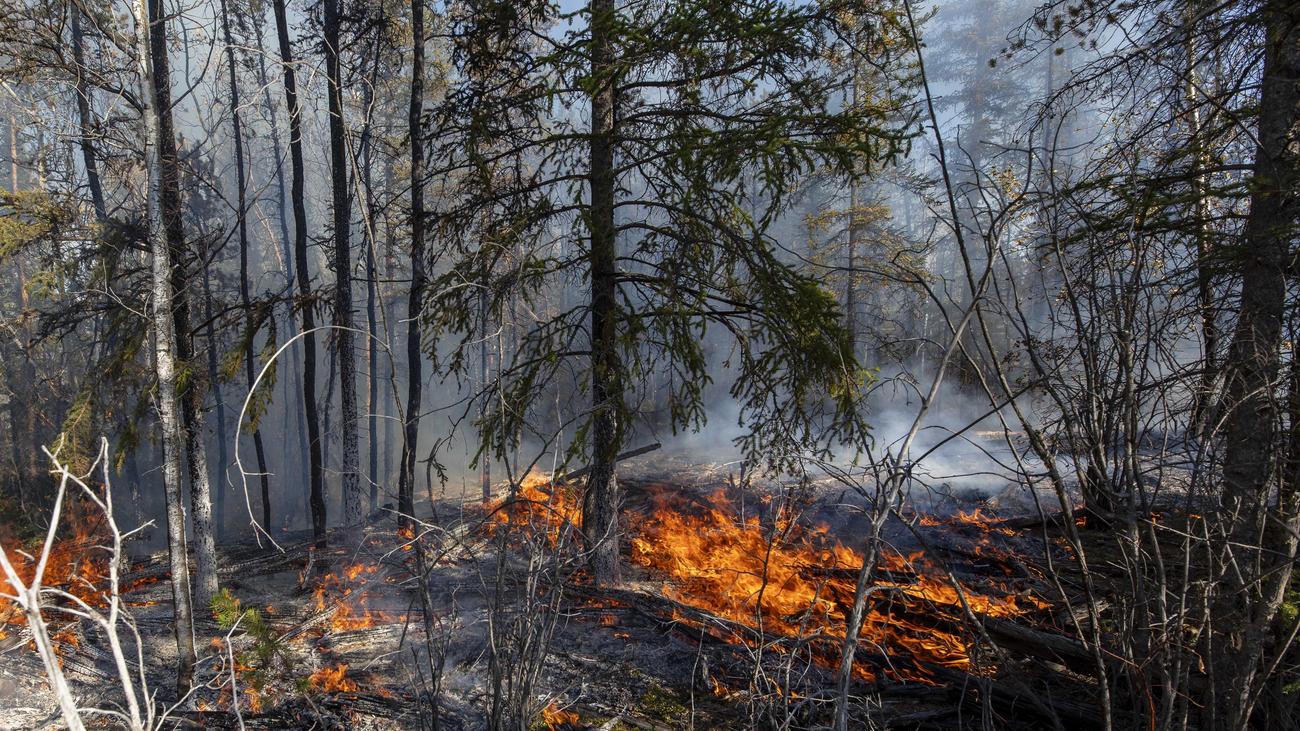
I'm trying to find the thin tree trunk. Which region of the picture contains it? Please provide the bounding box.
[69,8,106,221]
[323,0,362,534]
[147,0,218,609]
[132,0,196,692]
[583,0,623,586]
[271,0,326,543]
[398,0,425,526]
[360,22,382,514]
[1186,0,1218,438]
[220,0,272,531]
[199,250,229,537]
[479,285,491,501]
[251,10,307,527]
[5,122,30,505]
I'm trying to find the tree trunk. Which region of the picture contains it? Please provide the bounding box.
[398,0,425,526]
[583,0,623,586]
[131,0,196,692]
[1186,0,1219,438]
[69,7,106,221]
[218,0,272,532]
[199,247,229,537]
[271,0,326,544]
[358,15,383,515]
[1214,2,1300,727]
[479,285,491,501]
[146,0,218,609]
[251,9,307,528]
[323,0,362,535]
[5,120,37,499]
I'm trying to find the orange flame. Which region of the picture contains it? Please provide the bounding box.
[492,471,1049,683]
[0,497,160,630]
[541,701,579,729]
[312,561,398,631]
[310,663,358,693]
[628,487,1048,680]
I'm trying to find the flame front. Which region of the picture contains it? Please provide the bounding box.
[493,471,1048,683]
[627,487,1046,680]
[312,561,400,631]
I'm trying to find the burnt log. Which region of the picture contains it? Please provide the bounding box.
[982,616,1095,673]
[557,443,662,483]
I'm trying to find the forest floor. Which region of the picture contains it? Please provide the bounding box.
[0,455,1154,730]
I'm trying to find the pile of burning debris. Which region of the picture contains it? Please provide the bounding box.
[0,462,1102,729]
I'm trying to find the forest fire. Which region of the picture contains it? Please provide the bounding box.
[492,471,1049,683]
[0,498,114,634]
[311,560,399,631]
[629,486,1047,681]
[485,470,582,545]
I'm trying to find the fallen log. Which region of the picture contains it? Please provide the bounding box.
[931,665,1103,730]
[557,443,662,483]
[982,616,1094,673]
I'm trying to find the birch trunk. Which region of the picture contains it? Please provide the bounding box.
[132,0,197,692]
[146,0,218,608]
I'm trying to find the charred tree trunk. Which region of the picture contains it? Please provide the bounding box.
[132,0,196,691]
[272,0,326,543]
[584,0,623,586]
[1214,2,1300,727]
[479,285,491,502]
[220,0,272,531]
[148,0,218,608]
[398,0,425,526]
[323,0,362,535]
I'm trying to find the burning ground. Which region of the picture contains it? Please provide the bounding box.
[0,460,1107,729]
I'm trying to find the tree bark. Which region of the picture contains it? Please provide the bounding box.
[146,0,218,609]
[250,9,307,526]
[323,0,362,535]
[271,0,326,543]
[358,15,383,515]
[131,0,197,692]
[1214,2,1300,727]
[398,0,425,526]
[583,0,623,586]
[479,285,491,501]
[199,246,229,536]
